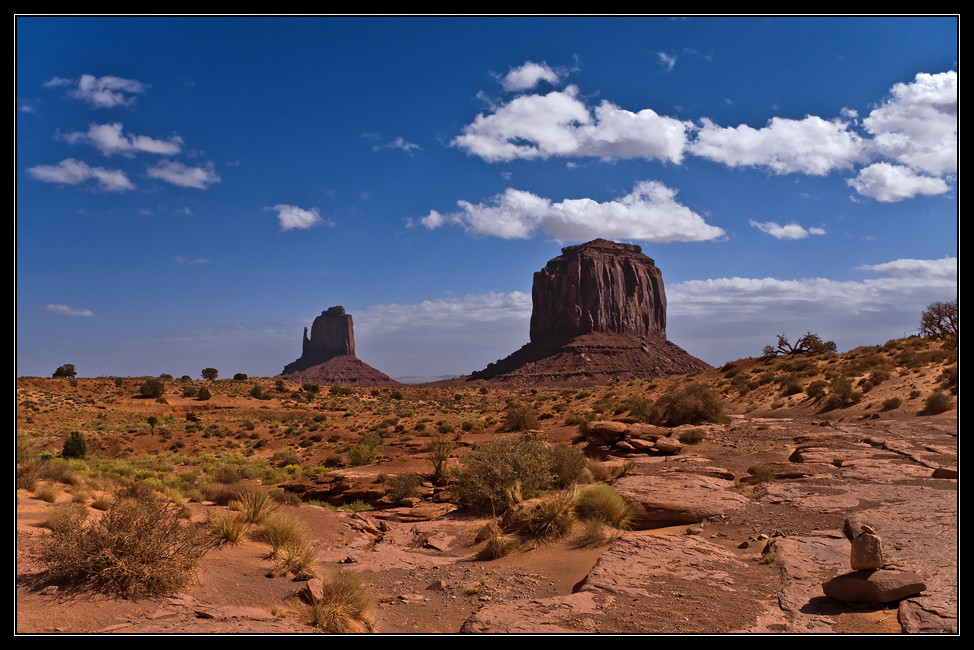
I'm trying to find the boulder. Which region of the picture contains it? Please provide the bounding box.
[823,569,926,603]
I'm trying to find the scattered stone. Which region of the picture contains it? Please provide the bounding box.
[932,466,958,479]
[653,437,684,455]
[301,578,324,604]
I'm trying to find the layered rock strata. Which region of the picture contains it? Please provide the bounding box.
[471,239,708,384]
[281,306,399,385]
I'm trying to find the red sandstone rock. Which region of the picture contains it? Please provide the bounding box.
[281,305,399,385]
[470,239,708,384]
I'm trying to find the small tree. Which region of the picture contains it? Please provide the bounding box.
[139,378,166,399]
[147,416,158,434]
[919,299,958,348]
[62,431,87,459]
[762,332,837,358]
[201,368,219,381]
[53,364,77,379]
[197,385,212,401]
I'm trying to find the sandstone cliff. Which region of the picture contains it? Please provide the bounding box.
[471,239,708,384]
[281,306,399,385]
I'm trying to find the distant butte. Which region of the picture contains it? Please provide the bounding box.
[470,238,710,385]
[280,306,399,386]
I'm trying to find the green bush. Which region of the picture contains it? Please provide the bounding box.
[805,380,829,400]
[347,433,383,466]
[62,431,87,460]
[197,386,212,401]
[53,364,77,378]
[139,378,166,399]
[40,485,212,597]
[922,390,952,415]
[233,373,248,381]
[650,384,724,427]
[575,483,634,530]
[500,401,539,432]
[455,433,554,512]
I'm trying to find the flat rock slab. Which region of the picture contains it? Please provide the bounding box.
[823,569,926,603]
[615,472,750,526]
[462,533,778,633]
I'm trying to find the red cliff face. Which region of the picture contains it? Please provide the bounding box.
[471,239,708,384]
[530,239,666,344]
[282,306,399,385]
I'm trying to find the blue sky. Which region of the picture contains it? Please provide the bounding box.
[16,16,958,380]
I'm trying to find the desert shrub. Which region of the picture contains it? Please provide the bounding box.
[650,384,724,427]
[304,570,374,633]
[940,365,958,394]
[40,485,211,597]
[61,431,87,460]
[519,489,577,541]
[880,397,902,412]
[347,433,383,466]
[779,376,804,396]
[575,484,634,530]
[500,401,540,432]
[232,489,278,524]
[259,511,311,558]
[474,519,516,560]
[456,433,554,513]
[139,378,166,399]
[232,373,248,381]
[576,518,620,548]
[549,443,587,488]
[42,502,89,533]
[384,473,421,503]
[805,380,829,400]
[208,512,250,546]
[426,436,454,484]
[679,428,707,444]
[273,540,318,580]
[821,377,860,411]
[249,385,263,399]
[197,386,212,401]
[921,390,952,415]
[623,395,654,422]
[53,364,77,378]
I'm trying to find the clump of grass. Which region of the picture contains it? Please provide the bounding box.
[34,483,62,503]
[231,489,278,524]
[273,541,318,580]
[575,484,634,530]
[258,511,311,558]
[520,489,578,541]
[305,570,375,633]
[474,519,516,560]
[575,518,621,548]
[42,502,88,533]
[208,512,251,546]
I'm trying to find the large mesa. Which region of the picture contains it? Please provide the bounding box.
[470,238,709,384]
[280,306,399,385]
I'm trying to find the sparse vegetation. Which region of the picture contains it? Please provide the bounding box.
[762,332,837,358]
[53,364,77,379]
[139,378,166,399]
[61,431,87,459]
[304,570,374,633]
[919,299,958,349]
[456,433,555,513]
[650,384,724,427]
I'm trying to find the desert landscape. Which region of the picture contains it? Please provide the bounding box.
[16,16,957,637]
[16,240,958,635]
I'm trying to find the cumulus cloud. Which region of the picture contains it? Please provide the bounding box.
[414,181,725,243]
[856,256,957,280]
[146,160,220,189]
[452,86,693,163]
[266,204,333,231]
[690,116,865,175]
[45,304,94,317]
[846,162,950,202]
[50,74,147,108]
[61,122,183,157]
[27,158,135,192]
[749,220,827,240]
[862,71,957,176]
[500,61,564,92]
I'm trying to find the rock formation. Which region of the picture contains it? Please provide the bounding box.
[470,239,709,384]
[280,306,399,385]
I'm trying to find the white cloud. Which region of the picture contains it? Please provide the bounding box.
[666,257,958,363]
[657,51,677,72]
[27,158,135,192]
[45,304,94,317]
[452,86,693,163]
[56,74,148,108]
[847,162,950,202]
[61,122,183,157]
[146,160,220,189]
[372,136,422,153]
[266,204,333,231]
[862,71,957,176]
[500,61,564,92]
[856,256,957,280]
[690,115,865,175]
[414,181,725,243]
[749,220,827,240]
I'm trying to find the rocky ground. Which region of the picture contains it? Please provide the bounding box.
[15,338,958,634]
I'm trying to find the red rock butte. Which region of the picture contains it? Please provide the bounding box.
[470,238,709,384]
[280,306,399,385]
